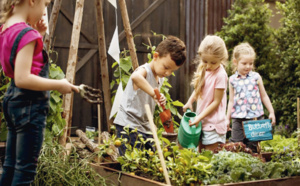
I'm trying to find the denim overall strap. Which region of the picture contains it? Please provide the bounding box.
[9,27,33,70]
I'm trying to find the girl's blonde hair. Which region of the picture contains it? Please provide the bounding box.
[0,0,23,24]
[192,35,228,99]
[232,42,256,72]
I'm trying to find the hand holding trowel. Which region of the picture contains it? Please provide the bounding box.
[154,88,174,133]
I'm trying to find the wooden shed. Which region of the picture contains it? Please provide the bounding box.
[48,0,234,134]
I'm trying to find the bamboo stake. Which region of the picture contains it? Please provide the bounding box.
[95,0,113,130]
[98,98,102,145]
[97,99,101,164]
[59,0,85,146]
[44,0,63,52]
[118,0,139,70]
[145,104,171,185]
[297,97,300,146]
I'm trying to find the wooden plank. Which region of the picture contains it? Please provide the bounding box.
[60,0,85,146]
[90,163,167,186]
[54,42,98,49]
[75,49,98,73]
[45,0,62,52]
[179,0,185,41]
[95,0,113,130]
[118,0,139,70]
[118,0,167,42]
[59,5,94,44]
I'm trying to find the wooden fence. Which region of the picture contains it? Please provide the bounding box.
[47,0,234,134]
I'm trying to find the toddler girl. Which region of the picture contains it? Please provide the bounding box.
[183,35,228,151]
[226,43,275,152]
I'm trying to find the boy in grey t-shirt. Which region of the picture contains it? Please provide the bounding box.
[114,36,186,155]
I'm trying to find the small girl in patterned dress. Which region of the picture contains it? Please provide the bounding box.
[226,43,276,152]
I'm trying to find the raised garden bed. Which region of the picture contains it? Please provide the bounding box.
[90,162,167,186]
[91,162,300,186]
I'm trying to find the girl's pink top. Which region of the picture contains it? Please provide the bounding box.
[196,65,228,134]
[0,22,44,79]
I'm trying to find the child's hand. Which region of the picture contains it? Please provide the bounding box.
[269,113,276,126]
[189,120,200,127]
[183,102,193,112]
[153,93,166,106]
[158,93,166,106]
[226,118,231,131]
[32,18,47,36]
[57,79,79,94]
[189,114,201,127]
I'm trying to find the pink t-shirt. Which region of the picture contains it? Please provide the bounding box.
[0,22,44,79]
[196,65,228,134]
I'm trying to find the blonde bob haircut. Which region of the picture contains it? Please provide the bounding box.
[231,42,256,72]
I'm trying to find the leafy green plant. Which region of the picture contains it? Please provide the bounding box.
[44,51,67,143]
[0,69,9,141]
[110,35,183,131]
[205,150,300,184]
[117,126,212,185]
[260,134,298,153]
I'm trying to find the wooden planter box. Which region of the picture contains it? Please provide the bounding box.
[90,162,167,186]
[91,162,300,186]
[209,176,300,186]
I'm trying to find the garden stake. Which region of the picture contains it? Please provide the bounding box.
[145,104,171,185]
[60,0,85,146]
[297,97,300,146]
[44,0,62,52]
[154,88,174,133]
[95,0,113,129]
[118,0,139,70]
[97,98,101,164]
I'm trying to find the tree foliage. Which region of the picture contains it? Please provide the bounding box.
[270,0,300,136]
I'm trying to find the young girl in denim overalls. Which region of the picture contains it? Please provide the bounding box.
[183,35,228,152]
[0,0,78,185]
[226,43,276,153]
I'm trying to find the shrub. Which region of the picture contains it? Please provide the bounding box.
[270,0,300,136]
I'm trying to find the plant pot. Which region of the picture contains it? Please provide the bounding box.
[162,132,177,143]
[163,122,174,133]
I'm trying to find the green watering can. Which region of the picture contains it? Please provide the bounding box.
[178,109,202,149]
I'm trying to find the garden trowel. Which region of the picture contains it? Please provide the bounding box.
[154,88,174,133]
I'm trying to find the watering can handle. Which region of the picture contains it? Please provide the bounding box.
[187,108,191,112]
[189,117,196,134]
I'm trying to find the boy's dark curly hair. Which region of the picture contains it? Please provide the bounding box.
[156,36,186,66]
